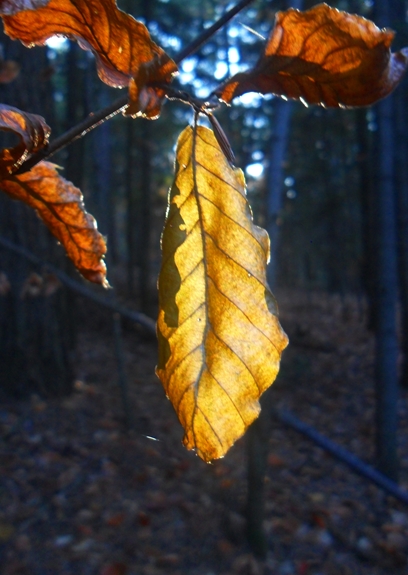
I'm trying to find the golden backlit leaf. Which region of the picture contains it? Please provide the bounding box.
[216,3,408,108]
[156,124,288,462]
[0,0,177,118]
[0,162,107,285]
[0,103,50,178]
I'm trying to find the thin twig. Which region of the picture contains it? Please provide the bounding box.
[174,0,256,64]
[13,0,256,174]
[277,409,408,506]
[14,96,128,175]
[0,235,157,334]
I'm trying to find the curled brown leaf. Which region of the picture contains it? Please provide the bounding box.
[216,3,408,108]
[1,0,177,118]
[126,56,176,119]
[0,103,50,178]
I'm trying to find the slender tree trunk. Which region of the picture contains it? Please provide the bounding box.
[396,86,408,388]
[265,0,303,288]
[374,92,399,482]
[123,0,138,296]
[0,32,74,398]
[266,99,293,289]
[392,0,408,388]
[65,43,86,187]
[246,391,271,558]
[126,118,137,296]
[94,88,116,262]
[372,0,399,482]
[138,122,152,311]
[247,0,303,556]
[135,0,153,312]
[355,108,376,328]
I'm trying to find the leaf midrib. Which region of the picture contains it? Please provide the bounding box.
[191,124,209,407]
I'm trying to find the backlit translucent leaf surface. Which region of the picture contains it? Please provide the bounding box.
[0,0,177,118]
[156,125,288,462]
[0,162,107,285]
[216,3,408,107]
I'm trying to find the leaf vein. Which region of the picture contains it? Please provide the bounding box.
[195,161,243,196]
[166,342,203,401]
[195,405,224,449]
[206,364,247,426]
[199,193,267,256]
[204,229,267,291]
[209,328,260,394]
[12,177,88,258]
[207,275,279,358]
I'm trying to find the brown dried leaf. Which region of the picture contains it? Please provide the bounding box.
[20,272,43,298]
[99,563,128,575]
[19,272,62,297]
[0,272,11,295]
[156,125,288,462]
[43,273,61,296]
[0,103,50,177]
[1,0,177,118]
[0,162,107,285]
[216,3,408,108]
[0,60,20,83]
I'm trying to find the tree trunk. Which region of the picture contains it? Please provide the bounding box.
[355,108,376,328]
[126,117,137,296]
[265,0,303,288]
[266,99,293,289]
[372,0,399,482]
[246,391,271,558]
[246,0,303,556]
[392,0,408,388]
[135,0,153,312]
[137,121,152,312]
[0,33,75,398]
[65,42,86,188]
[396,83,408,388]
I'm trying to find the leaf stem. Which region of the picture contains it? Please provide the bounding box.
[14,0,257,175]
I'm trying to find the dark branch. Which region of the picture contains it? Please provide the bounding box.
[174,0,256,64]
[0,235,157,334]
[14,96,128,175]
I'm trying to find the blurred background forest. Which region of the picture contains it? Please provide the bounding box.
[2,0,408,574]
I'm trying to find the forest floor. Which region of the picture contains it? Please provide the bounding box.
[1,289,408,575]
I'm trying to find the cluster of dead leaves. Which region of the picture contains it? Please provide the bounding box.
[0,0,180,287]
[0,105,108,284]
[0,0,408,461]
